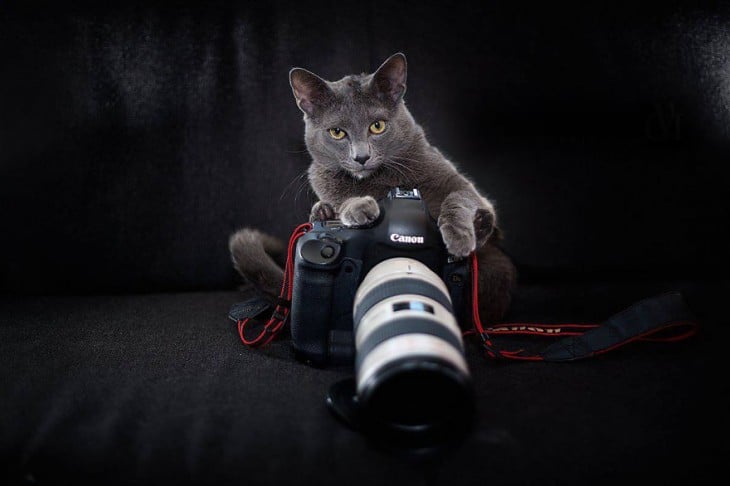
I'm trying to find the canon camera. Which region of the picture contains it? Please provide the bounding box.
[290,188,473,432]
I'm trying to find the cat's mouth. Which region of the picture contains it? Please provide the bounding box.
[350,167,376,180]
[345,158,382,180]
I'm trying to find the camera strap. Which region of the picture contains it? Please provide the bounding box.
[230,222,699,362]
[229,222,312,347]
[467,253,699,361]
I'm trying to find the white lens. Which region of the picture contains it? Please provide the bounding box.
[352,258,471,429]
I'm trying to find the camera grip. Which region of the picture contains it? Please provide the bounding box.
[290,265,336,366]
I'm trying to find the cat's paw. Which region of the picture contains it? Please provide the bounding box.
[339,196,380,227]
[438,211,477,257]
[310,201,336,222]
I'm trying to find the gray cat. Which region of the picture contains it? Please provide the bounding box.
[229,53,516,323]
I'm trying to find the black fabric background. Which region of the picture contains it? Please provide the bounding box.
[1,1,728,294]
[1,1,729,485]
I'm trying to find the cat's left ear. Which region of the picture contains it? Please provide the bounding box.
[289,68,333,117]
[370,52,407,104]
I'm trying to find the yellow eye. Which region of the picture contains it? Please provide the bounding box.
[328,128,346,140]
[369,120,386,134]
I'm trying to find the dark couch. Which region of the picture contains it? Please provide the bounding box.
[2,2,728,485]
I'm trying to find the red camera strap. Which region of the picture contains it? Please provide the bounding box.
[236,222,312,347]
[236,223,699,361]
[467,253,699,361]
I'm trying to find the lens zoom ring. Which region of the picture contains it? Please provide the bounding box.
[354,279,453,328]
[355,317,464,371]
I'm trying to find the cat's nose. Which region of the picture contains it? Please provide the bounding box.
[353,153,370,165]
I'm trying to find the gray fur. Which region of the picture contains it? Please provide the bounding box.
[228,228,285,299]
[230,52,516,323]
[338,196,380,227]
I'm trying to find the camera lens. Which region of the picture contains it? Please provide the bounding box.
[353,258,472,433]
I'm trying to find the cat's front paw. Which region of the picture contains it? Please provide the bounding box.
[339,196,380,227]
[310,201,336,222]
[438,211,477,257]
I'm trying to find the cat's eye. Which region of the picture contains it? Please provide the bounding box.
[369,120,386,134]
[328,128,347,140]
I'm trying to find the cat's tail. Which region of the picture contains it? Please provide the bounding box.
[228,228,286,300]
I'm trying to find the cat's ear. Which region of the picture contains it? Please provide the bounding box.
[370,52,407,104]
[289,68,333,117]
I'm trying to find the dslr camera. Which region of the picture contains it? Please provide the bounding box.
[290,187,473,432]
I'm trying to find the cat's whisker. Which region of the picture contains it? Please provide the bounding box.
[383,159,417,181]
[382,167,413,185]
[387,156,417,168]
[295,177,315,204]
[294,178,314,204]
[280,170,309,202]
[383,160,406,176]
[389,161,410,175]
[390,156,423,167]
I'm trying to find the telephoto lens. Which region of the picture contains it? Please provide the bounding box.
[353,257,473,436]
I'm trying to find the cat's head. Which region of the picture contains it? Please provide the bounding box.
[289,53,413,180]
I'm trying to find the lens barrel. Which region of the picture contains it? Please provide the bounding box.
[353,258,472,433]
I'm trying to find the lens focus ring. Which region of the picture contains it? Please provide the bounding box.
[353,278,453,329]
[355,316,464,371]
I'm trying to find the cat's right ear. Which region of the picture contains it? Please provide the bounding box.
[370,52,407,104]
[289,68,332,117]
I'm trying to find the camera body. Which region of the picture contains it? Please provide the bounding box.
[290,187,471,366]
